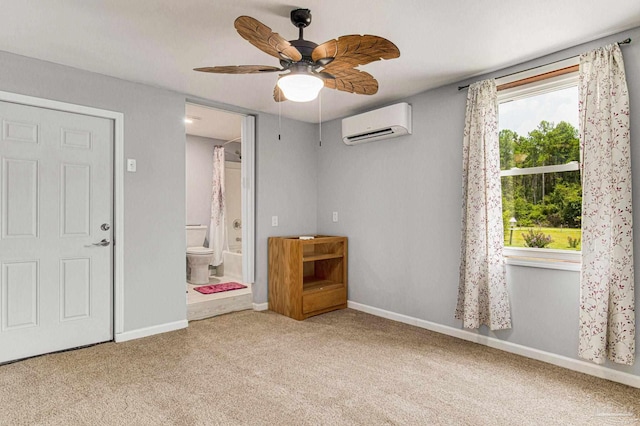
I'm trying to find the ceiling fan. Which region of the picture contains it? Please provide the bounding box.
[194,8,400,102]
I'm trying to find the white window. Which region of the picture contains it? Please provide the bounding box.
[497,62,581,270]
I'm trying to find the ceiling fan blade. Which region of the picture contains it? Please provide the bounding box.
[315,71,336,80]
[323,68,379,95]
[312,35,400,69]
[194,65,283,74]
[273,83,287,102]
[234,16,302,62]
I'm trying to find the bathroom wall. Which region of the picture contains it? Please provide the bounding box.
[185,135,242,250]
[225,162,242,250]
[224,141,242,162]
[185,135,220,231]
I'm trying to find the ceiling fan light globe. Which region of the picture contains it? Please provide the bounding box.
[277,74,324,102]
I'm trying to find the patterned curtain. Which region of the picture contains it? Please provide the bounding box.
[456,79,512,330]
[209,146,227,266]
[578,44,634,365]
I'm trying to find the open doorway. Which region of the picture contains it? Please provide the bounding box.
[184,103,255,321]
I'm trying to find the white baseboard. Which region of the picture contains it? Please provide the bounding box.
[253,302,269,311]
[114,320,188,343]
[347,301,640,389]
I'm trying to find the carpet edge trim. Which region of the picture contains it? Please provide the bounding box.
[114,319,188,343]
[347,300,640,389]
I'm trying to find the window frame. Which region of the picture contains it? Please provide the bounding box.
[497,62,581,271]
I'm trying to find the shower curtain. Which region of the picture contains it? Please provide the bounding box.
[209,146,226,266]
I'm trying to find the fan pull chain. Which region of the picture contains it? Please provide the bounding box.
[318,90,322,147]
[278,94,281,141]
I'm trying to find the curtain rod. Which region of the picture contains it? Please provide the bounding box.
[223,136,242,145]
[457,38,632,91]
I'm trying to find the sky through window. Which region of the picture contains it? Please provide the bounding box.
[499,86,578,136]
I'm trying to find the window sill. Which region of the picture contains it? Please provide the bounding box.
[503,247,581,271]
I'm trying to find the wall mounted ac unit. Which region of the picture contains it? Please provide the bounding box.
[342,102,412,145]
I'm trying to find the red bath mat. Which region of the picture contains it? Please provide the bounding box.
[193,282,247,294]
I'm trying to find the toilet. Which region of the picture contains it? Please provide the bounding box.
[186,225,214,284]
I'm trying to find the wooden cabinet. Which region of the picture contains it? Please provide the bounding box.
[268,236,347,320]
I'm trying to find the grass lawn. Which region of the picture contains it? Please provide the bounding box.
[504,227,581,250]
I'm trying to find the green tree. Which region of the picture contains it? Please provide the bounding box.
[499,129,519,169]
[500,120,581,234]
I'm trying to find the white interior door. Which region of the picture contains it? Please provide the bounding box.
[0,100,113,363]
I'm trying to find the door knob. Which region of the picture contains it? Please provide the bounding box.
[91,239,111,247]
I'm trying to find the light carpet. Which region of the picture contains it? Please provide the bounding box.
[1,309,639,425]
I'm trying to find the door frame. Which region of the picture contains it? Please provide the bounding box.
[185,102,255,285]
[241,114,255,284]
[0,90,125,337]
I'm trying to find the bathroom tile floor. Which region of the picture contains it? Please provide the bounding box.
[186,275,253,321]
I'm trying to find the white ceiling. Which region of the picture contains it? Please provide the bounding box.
[185,103,243,141]
[2,1,640,123]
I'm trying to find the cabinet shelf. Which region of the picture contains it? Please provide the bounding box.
[303,253,343,262]
[269,235,348,320]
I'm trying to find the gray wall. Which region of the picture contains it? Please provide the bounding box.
[316,27,640,377]
[5,24,637,381]
[182,97,319,304]
[0,51,187,332]
[254,117,319,303]
[0,49,319,333]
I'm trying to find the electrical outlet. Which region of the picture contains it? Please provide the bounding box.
[271,216,278,227]
[332,212,338,222]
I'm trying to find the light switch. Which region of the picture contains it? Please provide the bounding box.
[332,212,338,222]
[271,216,278,227]
[127,158,137,172]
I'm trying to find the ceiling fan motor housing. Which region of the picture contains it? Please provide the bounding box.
[290,9,312,28]
[286,63,317,76]
[288,8,317,62]
[289,39,318,62]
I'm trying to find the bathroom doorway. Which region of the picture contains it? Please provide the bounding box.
[184,103,255,320]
